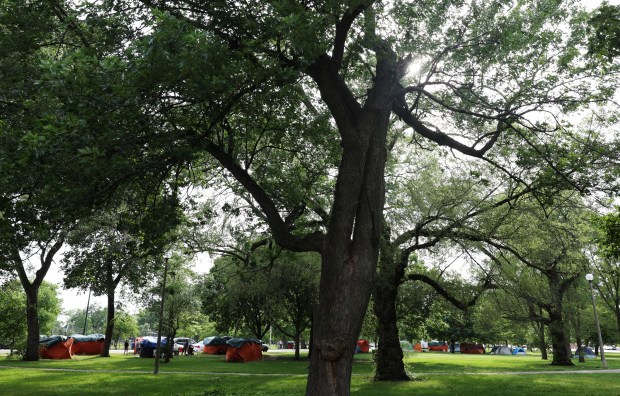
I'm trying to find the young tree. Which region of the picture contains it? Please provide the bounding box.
[62,201,179,357]
[65,305,108,336]
[271,251,320,361]
[593,208,620,335]
[0,280,61,355]
[462,196,592,365]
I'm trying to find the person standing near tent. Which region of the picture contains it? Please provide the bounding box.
[124,340,129,355]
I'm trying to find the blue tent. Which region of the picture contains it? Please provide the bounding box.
[139,337,168,358]
[512,347,526,355]
[573,346,595,358]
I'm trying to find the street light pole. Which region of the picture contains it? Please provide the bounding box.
[585,273,607,369]
[154,252,171,375]
[83,288,91,335]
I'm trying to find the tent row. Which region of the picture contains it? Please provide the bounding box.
[134,336,263,363]
[405,341,529,355]
[39,334,105,359]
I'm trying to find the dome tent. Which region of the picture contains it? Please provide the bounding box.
[203,336,231,355]
[225,338,262,362]
[70,334,105,355]
[460,342,485,354]
[573,346,596,358]
[355,339,370,353]
[491,346,512,355]
[428,341,448,352]
[39,335,74,359]
[400,340,414,352]
[139,336,168,358]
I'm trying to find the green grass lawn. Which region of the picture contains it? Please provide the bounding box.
[1,351,618,395]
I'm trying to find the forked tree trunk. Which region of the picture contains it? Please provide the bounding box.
[305,63,393,394]
[14,240,63,361]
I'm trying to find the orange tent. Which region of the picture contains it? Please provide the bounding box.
[70,334,104,355]
[413,343,423,352]
[460,342,485,354]
[356,339,370,353]
[39,336,74,359]
[225,338,262,362]
[428,341,448,352]
[203,336,229,355]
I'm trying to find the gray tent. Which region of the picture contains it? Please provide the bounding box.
[491,345,512,355]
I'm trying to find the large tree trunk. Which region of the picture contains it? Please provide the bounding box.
[547,278,574,366]
[373,237,409,381]
[305,57,393,394]
[101,291,115,357]
[23,285,41,361]
[374,287,408,380]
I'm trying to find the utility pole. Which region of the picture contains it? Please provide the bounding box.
[586,273,607,369]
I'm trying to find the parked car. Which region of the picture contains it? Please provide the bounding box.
[173,338,198,354]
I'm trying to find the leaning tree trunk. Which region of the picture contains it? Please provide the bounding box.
[305,57,393,395]
[23,285,41,361]
[373,237,409,381]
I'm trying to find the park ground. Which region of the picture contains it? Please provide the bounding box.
[1,350,619,395]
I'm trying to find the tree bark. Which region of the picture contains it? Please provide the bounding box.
[373,237,409,381]
[23,285,41,361]
[101,291,115,357]
[374,287,408,380]
[547,277,574,366]
[13,238,63,361]
[303,48,395,394]
[576,336,585,363]
[294,332,301,361]
[539,326,548,360]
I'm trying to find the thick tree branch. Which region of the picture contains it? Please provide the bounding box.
[204,141,324,253]
[332,2,373,67]
[392,102,502,158]
[406,273,495,311]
